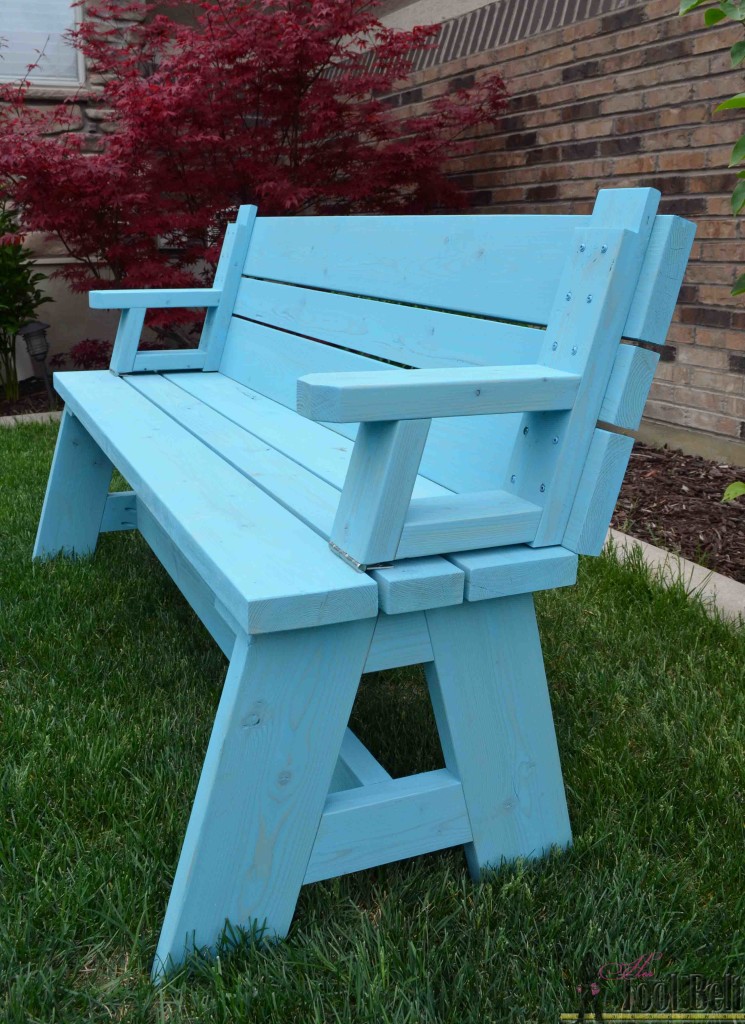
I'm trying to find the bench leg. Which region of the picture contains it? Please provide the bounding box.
[424,594,572,879]
[33,409,113,560]
[152,616,376,980]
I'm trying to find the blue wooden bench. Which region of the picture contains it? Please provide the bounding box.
[34,187,694,979]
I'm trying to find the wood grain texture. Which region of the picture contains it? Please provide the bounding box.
[236,275,543,369]
[108,307,147,375]
[137,500,236,659]
[425,596,572,877]
[304,770,471,885]
[243,213,586,322]
[621,215,697,346]
[241,210,691,343]
[132,349,207,373]
[100,491,138,533]
[397,490,542,559]
[331,419,431,566]
[599,344,659,431]
[129,375,469,608]
[297,365,580,423]
[54,371,378,634]
[364,611,434,672]
[33,409,113,559]
[562,428,634,556]
[506,189,660,547]
[202,206,258,371]
[334,729,391,788]
[89,288,220,309]
[448,545,578,602]
[371,558,464,615]
[153,617,375,977]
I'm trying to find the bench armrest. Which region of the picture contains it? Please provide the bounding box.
[297,365,581,423]
[89,288,221,310]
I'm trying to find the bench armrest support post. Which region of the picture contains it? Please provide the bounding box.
[330,418,431,569]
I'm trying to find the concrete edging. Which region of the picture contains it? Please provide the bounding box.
[1,411,742,624]
[606,528,744,626]
[0,411,63,428]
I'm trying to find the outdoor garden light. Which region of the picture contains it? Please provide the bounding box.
[17,321,55,410]
[18,321,50,361]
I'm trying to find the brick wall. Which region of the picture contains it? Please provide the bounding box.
[387,0,745,457]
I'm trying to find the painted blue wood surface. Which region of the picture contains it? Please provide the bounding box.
[242,211,689,344]
[425,596,572,877]
[331,419,431,567]
[447,545,577,602]
[100,491,137,533]
[53,371,378,634]
[153,617,375,979]
[108,307,147,375]
[35,191,695,978]
[202,206,257,371]
[90,288,220,309]
[305,770,471,885]
[298,365,580,423]
[33,409,113,559]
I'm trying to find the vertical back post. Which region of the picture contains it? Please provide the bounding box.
[201,205,257,371]
[504,188,660,547]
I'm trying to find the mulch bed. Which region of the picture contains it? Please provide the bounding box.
[2,380,744,583]
[612,442,745,585]
[0,377,58,417]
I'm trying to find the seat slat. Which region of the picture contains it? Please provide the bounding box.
[164,371,448,499]
[53,371,377,634]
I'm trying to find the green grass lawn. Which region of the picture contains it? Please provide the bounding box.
[2,422,744,1024]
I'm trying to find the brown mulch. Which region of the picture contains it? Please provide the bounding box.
[612,442,745,584]
[0,378,58,417]
[2,379,744,583]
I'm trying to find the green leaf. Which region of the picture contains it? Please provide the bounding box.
[680,0,711,12]
[731,39,745,65]
[722,0,745,19]
[731,180,745,213]
[730,135,745,164]
[705,7,727,24]
[715,92,745,110]
[723,481,745,501]
[731,271,745,294]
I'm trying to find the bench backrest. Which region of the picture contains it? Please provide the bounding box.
[209,188,695,557]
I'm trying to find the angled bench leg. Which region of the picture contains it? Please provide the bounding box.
[424,594,571,879]
[33,409,113,560]
[153,616,376,980]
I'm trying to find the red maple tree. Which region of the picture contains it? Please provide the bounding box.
[0,0,507,306]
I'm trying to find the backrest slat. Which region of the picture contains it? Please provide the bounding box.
[240,212,692,347]
[235,277,544,369]
[219,316,523,492]
[244,214,584,326]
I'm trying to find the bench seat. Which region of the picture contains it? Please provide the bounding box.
[33,188,695,979]
[52,370,378,635]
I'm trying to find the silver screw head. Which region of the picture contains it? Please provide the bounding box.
[565,292,572,301]
[579,244,585,252]
[586,294,593,303]
[523,426,529,435]
[601,245,608,253]
[552,436,559,444]
[552,341,558,351]
[540,483,546,493]
[571,345,578,355]
[510,474,516,484]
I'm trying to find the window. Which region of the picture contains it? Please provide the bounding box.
[0,1,84,86]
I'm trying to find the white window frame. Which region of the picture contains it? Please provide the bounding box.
[0,1,85,87]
